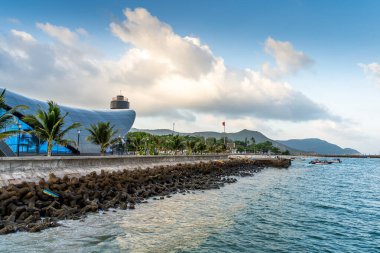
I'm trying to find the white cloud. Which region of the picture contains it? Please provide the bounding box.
[359,62,380,86]
[110,8,216,79]
[1,8,335,124]
[36,22,80,46]
[262,37,313,79]
[106,9,332,121]
[76,28,88,36]
[10,29,35,42]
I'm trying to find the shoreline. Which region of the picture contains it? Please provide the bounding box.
[0,158,289,235]
[0,155,229,187]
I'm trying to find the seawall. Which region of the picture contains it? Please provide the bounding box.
[0,155,228,187]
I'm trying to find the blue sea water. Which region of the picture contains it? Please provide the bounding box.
[0,158,379,252]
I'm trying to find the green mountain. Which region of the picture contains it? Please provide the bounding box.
[131,128,361,155]
[130,128,175,136]
[276,138,361,155]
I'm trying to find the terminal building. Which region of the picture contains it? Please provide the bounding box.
[0,89,136,156]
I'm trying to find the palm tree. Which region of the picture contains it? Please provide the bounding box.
[206,137,217,153]
[86,121,118,155]
[151,135,163,155]
[195,141,206,154]
[0,89,28,140]
[127,132,151,155]
[169,135,185,155]
[251,137,256,154]
[23,101,80,156]
[185,137,198,155]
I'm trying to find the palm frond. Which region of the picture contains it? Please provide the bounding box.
[86,121,118,153]
[58,122,81,139]
[0,130,20,140]
[22,101,80,155]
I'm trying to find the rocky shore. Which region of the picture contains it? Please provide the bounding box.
[0,158,272,235]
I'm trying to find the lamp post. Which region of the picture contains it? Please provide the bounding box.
[121,136,126,155]
[222,121,226,145]
[77,129,81,155]
[144,137,149,155]
[118,135,122,155]
[37,137,40,154]
[17,123,21,156]
[124,135,128,155]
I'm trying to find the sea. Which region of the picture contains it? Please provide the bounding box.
[0,158,379,253]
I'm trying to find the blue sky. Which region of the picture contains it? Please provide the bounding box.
[3,0,380,61]
[1,0,380,153]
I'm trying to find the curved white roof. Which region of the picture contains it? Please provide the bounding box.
[1,89,136,154]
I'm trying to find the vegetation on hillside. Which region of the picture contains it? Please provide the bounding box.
[119,132,289,155]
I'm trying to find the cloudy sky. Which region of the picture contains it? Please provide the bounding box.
[1,0,380,154]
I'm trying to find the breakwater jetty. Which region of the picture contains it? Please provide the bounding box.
[0,155,228,187]
[0,155,290,187]
[0,155,290,234]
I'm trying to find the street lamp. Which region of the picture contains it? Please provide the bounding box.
[124,136,128,155]
[118,135,122,155]
[77,129,81,154]
[17,123,21,156]
[121,136,126,155]
[145,137,149,155]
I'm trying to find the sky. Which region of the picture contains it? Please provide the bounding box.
[1,0,380,154]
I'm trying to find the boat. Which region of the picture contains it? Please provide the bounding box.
[309,159,332,165]
[309,158,342,165]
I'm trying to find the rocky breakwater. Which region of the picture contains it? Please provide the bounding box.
[0,158,287,235]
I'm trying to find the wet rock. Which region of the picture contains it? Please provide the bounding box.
[38,178,47,187]
[0,159,265,235]
[48,173,59,184]
[69,177,79,186]
[6,213,16,223]
[120,202,127,210]
[17,211,29,221]
[81,202,98,213]
[28,219,59,233]
[0,225,16,235]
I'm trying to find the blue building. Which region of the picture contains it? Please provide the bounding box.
[0,89,136,156]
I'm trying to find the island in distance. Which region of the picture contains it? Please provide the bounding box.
[276,138,360,155]
[131,128,361,156]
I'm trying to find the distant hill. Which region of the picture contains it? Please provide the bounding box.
[131,128,175,136]
[277,138,361,155]
[131,128,298,153]
[342,148,361,154]
[131,128,361,155]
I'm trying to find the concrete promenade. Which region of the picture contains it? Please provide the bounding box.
[0,155,291,187]
[0,155,229,187]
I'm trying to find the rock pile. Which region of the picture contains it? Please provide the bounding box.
[0,159,264,235]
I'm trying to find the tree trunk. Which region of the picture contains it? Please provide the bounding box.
[47,141,52,157]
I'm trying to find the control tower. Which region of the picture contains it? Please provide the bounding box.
[110,95,130,109]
